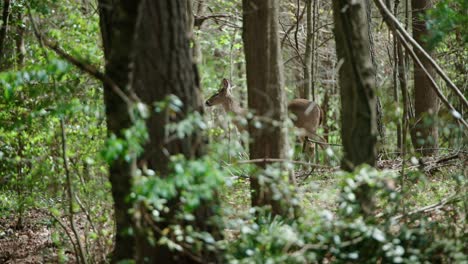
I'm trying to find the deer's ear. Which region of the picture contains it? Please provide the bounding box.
[222,78,230,89]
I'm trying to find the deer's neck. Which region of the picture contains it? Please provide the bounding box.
[222,96,245,115]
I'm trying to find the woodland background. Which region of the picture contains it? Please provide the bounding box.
[0,0,466,263]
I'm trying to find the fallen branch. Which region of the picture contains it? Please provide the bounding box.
[306,138,342,147]
[423,152,463,173]
[236,158,337,169]
[391,193,461,222]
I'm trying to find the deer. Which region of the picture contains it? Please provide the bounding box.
[205,78,326,156]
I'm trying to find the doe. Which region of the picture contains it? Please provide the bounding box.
[205,78,326,155]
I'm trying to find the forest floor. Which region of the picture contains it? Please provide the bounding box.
[0,209,66,263]
[0,153,464,263]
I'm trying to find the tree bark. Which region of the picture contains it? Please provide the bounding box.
[98,1,141,262]
[242,0,293,217]
[15,12,25,67]
[99,1,222,263]
[303,0,312,100]
[0,0,11,58]
[332,0,377,171]
[410,0,439,155]
[0,0,11,69]
[133,2,221,263]
[365,0,386,144]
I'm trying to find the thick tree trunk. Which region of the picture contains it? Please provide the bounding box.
[133,1,205,173]
[99,1,221,263]
[242,0,292,217]
[133,2,221,262]
[332,0,377,171]
[98,1,142,262]
[332,4,378,257]
[410,0,439,155]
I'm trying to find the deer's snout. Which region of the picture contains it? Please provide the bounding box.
[205,100,212,106]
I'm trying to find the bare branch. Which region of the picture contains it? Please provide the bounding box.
[60,119,88,264]
[194,14,234,28]
[374,0,468,109]
[396,30,468,128]
[26,6,135,106]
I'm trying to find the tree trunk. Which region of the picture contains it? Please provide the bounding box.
[410,0,439,155]
[98,1,141,261]
[0,0,13,70]
[242,0,293,217]
[15,12,25,67]
[332,4,378,255]
[332,0,377,171]
[192,0,206,65]
[303,0,312,100]
[99,1,221,262]
[133,2,221,262]
[365,0,385,145]
[0,0,11,58]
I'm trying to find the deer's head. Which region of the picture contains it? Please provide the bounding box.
[205,78,233,107]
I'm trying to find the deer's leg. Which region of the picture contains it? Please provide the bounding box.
[309,133,330,164]
[302,136,309,154]
[301,136,316,163]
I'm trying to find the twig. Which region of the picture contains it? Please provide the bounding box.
[48,212,80,263]
[74,194,106,262]
[306,138,342,147]
[279,20,305,66]
[206,7,241,29]
[294,0,301,52]
[60,119,88,264]
[26,6,135,106]
[281,2,306,47]
[194,14,233,27]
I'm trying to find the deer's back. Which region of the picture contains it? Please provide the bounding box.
[288,99,322,135]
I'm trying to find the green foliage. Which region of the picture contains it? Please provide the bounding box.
[101,119,148,163]
[227,166,466,263]
[426,0,468,49]
[131,155,224,253]
[132,155,224,216]
[0,1,112,261]
[1,0,466,262]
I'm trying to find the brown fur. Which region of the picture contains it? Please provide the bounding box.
[206,79,324,146]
